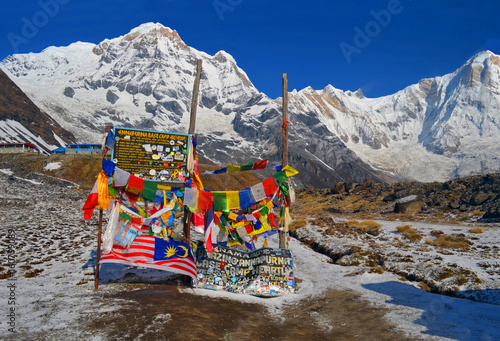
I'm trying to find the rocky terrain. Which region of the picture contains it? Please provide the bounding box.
[290,173,500,303]
[294,173,500,222]
[0,153,499,340]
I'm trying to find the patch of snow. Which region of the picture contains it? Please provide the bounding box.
[44,162,61,171]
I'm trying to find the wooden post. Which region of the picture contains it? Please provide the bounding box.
[95,208,103,291]
[184,59,202,242]
[184,59,202,285]
[189,59,203,135]
[279,73,289,249]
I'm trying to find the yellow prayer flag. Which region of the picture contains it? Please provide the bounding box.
[247,223,271,236]
[232,221,246,229]
[226,191,240,210]
[228,212,238,221]
[227,164,241,173]
[265,201,274,210]
[157,184,171,191]
[282,165,299,177]
[228,239,241,247]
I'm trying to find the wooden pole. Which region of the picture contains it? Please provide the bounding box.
[183,59,202,285]
[279,73,289,249]
[95,208,103,291]
[188,59,203,135]
[185,59,202,243]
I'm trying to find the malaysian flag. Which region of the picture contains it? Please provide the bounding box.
[99,236,197,280]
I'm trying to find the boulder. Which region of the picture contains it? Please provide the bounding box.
[470,191,489,206]
[330,182,345,195]
[394,195,424,214]
[481,207,500,222]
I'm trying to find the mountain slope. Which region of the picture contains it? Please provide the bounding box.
[0,23,498,185]
[0,23,390,187]
[0,68,75,153]
[285,51,500,181]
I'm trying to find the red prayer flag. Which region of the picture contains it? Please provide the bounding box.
[253,159,268,170]
[82,181,98,220]
[198,190,214,210]
[244,223,254,234]
[127,174,144,194]
[262,177,278,196]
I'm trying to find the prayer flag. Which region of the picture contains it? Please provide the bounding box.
[113,167,130,187]
[198,190,213,210]
[99,236,197,279]
[240,161,254,171]
[226,191,240,210]
[227,164,241,173]
[272,171,288,185]
[82,181,98,220]
[96,170,110,210]
[127,175,144,194]
[213,167,227,174]
[213,192,228,211]
[262,177,278,196]
[239,188,254,208]
[250,182,267,202]
[184,187,199,208]
[142,181,158,201]
[105,129,115,149]
[282,165,299,177]
[102,158,116,177]
[191,211,205,234]
[253,159,268,170]
[205,209,214,252]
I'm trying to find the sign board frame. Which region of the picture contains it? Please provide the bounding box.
[111,126,190,183]
[195,245,295,297]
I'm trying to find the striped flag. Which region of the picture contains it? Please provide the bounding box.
[99,236,197,279]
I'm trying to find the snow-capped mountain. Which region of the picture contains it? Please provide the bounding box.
[286,50,500,181]
[0,22,498,186]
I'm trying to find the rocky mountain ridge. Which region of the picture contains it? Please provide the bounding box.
[0,68,74,152]
[0,22,498,187]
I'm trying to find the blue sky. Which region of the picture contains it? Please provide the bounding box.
[1,0,499,99]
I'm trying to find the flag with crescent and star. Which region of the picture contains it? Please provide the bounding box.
[154,239,195,262]
[99,236,197,279]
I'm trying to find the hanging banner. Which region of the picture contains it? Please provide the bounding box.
[195,246,295,297]
[112,127,190,182]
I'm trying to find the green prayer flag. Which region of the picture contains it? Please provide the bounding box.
[142,181,158,201]
[213,192,228,211]
[272,171,288,185]
[108,184,118,198]
[240,161,254,171]
[120,211,131,221]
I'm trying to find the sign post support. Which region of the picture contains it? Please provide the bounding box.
[94,208,103,291]
[279,73,289,249]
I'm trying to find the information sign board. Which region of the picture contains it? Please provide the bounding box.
[111,127,190,182]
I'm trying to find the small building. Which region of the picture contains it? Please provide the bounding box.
[0,142,37,153]
[51,146,66,154]
[51,144,103,155]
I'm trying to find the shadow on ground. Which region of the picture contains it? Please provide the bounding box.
[363,281,500,341]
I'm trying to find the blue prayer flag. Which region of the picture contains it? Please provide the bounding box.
[239,188,254,208]
[105,130,115,149]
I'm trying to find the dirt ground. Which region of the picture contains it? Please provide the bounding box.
[82,284,417,341]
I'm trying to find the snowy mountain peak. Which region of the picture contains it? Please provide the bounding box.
[0,22,498,185]
[125,22,187,48]
[450,50,500,89]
